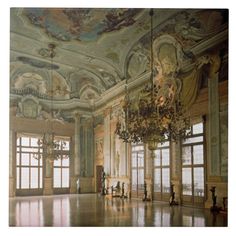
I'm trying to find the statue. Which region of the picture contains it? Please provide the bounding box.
[210,186,221,213]
[101,168,106,195]
[169,184,178,206]
[111,181,121,197]
[120,182,128,199]
[142,181,151,201]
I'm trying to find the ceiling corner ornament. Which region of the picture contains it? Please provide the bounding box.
[115,9,191,152]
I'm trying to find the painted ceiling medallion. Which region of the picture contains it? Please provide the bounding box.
[24,8,141,42]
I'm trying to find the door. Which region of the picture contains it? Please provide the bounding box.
[181,122,205,207]
[96,165,103,193]
[131,144,144,198]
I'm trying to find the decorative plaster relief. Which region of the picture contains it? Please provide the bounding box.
[153,35,184,78]
[96,139,104,160]
[127,44,149,78]
[14,72,47,94]
[16,95,41,119]
[220,105,228,177]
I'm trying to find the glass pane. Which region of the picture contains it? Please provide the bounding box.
[53,168,61,188]
[138,169,144,188]
[132,145,144,151]
[40,168,43,188]
[16,167,20,189]
[62,156,69,167]
[132,154,137,167]
[183,215,193,227]
[154,150,161,166]
[192,123,203,135]
[194,216,205,227]
[17,137,20,146]
[132,169,137,190]
[30,168,38,188]
[154,168,161,192]
[138,153,144,167]
[62,168,69,188]
[31,155,39,166]
[183,136,203,144]
[157,141,169,148]
[194,167,204,197]
[31,138,39,147]
[182,146,191,165]
[182,168,192,195]
[54,158,61,167]
[162,149,169,166]
[162,168,170,193]
[21,168,29,189]
[16,153,20,166]
[63,141,70,150]
[27,148,39,153]
[39,156,43,166]
[21,153,30,166]
[21,137,30,146]
[193,145,204,164]
[21,148,31,152]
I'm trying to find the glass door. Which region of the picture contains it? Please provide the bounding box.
[131,144,144,198]
[153,140,170,201]
[181,122,205,207]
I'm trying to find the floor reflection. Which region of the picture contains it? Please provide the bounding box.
[9,194,227,227]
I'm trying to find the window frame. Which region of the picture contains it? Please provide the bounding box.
[53,137,70,189]
[16,134,43,191]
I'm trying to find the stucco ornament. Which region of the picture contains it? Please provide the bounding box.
[153,35,184,78]
[152,35,184,105]
[127,44,149,78]
[17,95,41,119]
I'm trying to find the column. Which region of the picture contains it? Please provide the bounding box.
[170,140,182,203]
[208,52,221,176]
[43,159,53,195]
[70,113,81,193]
[103,107,112,175]
[206,52,222,208]
[9,131,16,197]
[74,113,81,176]
[145,148,153,199]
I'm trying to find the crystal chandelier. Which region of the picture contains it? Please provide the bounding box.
[37,43,66,162]
[115,9,191,151]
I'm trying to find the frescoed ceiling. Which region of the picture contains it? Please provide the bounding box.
[24,8,142,42]
[10,8,228,118]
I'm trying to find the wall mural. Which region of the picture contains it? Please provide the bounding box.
[24,8,142,42]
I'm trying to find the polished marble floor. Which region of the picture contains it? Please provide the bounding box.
[9,194,227,227]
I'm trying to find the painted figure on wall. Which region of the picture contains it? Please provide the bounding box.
[96,140,104,160]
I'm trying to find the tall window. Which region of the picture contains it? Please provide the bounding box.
[153,140,170,199]
[16,135,43,190]
[131,144,144,197]
[53,137,70,188]
[182,122,205,199]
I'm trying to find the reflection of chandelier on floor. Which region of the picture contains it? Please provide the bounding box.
[37,43,66,162]
[115,9,191,151]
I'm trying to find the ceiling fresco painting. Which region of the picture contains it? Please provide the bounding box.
[24,8,142,42]
[10,8,228,121]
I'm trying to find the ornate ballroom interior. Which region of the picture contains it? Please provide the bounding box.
[8,7,228,227]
